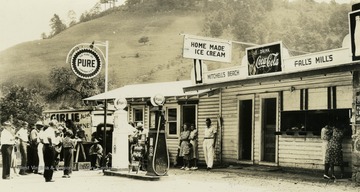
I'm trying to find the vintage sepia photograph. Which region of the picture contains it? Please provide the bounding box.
[1,0,360,191]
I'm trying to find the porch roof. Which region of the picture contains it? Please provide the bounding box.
[84,80,208,101]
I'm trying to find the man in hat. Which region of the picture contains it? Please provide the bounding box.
[41,120,57,182]
[16,121,29,175]
[27,121,42,174]
[1,121,16,179]
[53,128,63,171]
[89,138,103,170]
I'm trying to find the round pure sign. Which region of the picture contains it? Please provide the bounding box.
[70,48,102,79]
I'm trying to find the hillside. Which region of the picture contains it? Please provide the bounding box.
[0,10,206,90]
[0,0,352,95]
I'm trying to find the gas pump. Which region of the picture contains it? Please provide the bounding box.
[146,94,169,176]
[111,97,133,171]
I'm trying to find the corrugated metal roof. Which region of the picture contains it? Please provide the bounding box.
[84,80,208,101]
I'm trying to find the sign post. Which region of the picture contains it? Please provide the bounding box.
[67,41,110,165]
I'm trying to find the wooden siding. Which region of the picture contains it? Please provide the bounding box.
[218,71,354,170]
[167,138,180,165]
[197,94,220,164]
[278,137,352,170]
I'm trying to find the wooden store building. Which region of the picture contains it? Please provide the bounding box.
[84,8,360,178]
[87,40,357,174]
[184,41,355,172]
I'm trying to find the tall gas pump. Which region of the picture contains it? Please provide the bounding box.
[111,97,133,170]
[146,94,169,176]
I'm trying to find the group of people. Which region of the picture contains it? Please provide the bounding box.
[178,118,217,171]
[0,119,81,182]
[321,121,346,180]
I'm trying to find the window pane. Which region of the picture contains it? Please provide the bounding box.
[169,122,177,135]
[168,109,177,121]
[134,108,143,122]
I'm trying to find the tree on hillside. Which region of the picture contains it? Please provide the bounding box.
[155,0,196,10]
[138,36,149,45]
[47,67,105,108]
[0,85,45,125]
[209,21,223,37]
[41,32,48,39]
[68,10,77,27]
[126,0,142,6]
[79,3,102,22]
[50,14,67,37]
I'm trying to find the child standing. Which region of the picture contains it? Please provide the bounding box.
[62,130,78,178]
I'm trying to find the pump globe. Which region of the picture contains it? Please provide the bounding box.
[151,94,165,106]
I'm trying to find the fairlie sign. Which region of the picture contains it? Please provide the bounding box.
[69,48,102,79]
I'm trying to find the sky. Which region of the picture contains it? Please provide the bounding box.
[0,0,355,52]
[0,0,125,51]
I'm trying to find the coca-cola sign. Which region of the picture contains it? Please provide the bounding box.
[246,42,282,76]
[349,9,360,61]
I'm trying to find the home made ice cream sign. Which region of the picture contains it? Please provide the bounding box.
[183,35,232,63]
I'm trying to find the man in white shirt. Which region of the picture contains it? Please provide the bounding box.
[16,121,29,175]
[203,118,217,170]
[1,121,15,179]
[42,120,56,182]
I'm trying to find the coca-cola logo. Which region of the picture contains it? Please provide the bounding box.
[247,42,282,76]
[255,53,279,69]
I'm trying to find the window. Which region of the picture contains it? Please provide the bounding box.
[281,86,352,136]
[133,107,143,125]
[167,108,178,136]
[280,109,351,136]
[182,105,196,126]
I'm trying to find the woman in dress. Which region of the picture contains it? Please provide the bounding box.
[179,123,191,170]
[325,125,345,179]
[321,124,333,179]
[189,124,198,170]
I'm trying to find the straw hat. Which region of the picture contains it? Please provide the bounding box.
[35,121,44,126]
[3,121,11,126]
[136,122,143,129]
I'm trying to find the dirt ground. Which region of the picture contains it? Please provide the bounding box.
[0,165,358,192]
[166,164,359,192]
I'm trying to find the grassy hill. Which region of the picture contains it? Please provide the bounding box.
[0,10,208,91]
[0,0,351,95]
